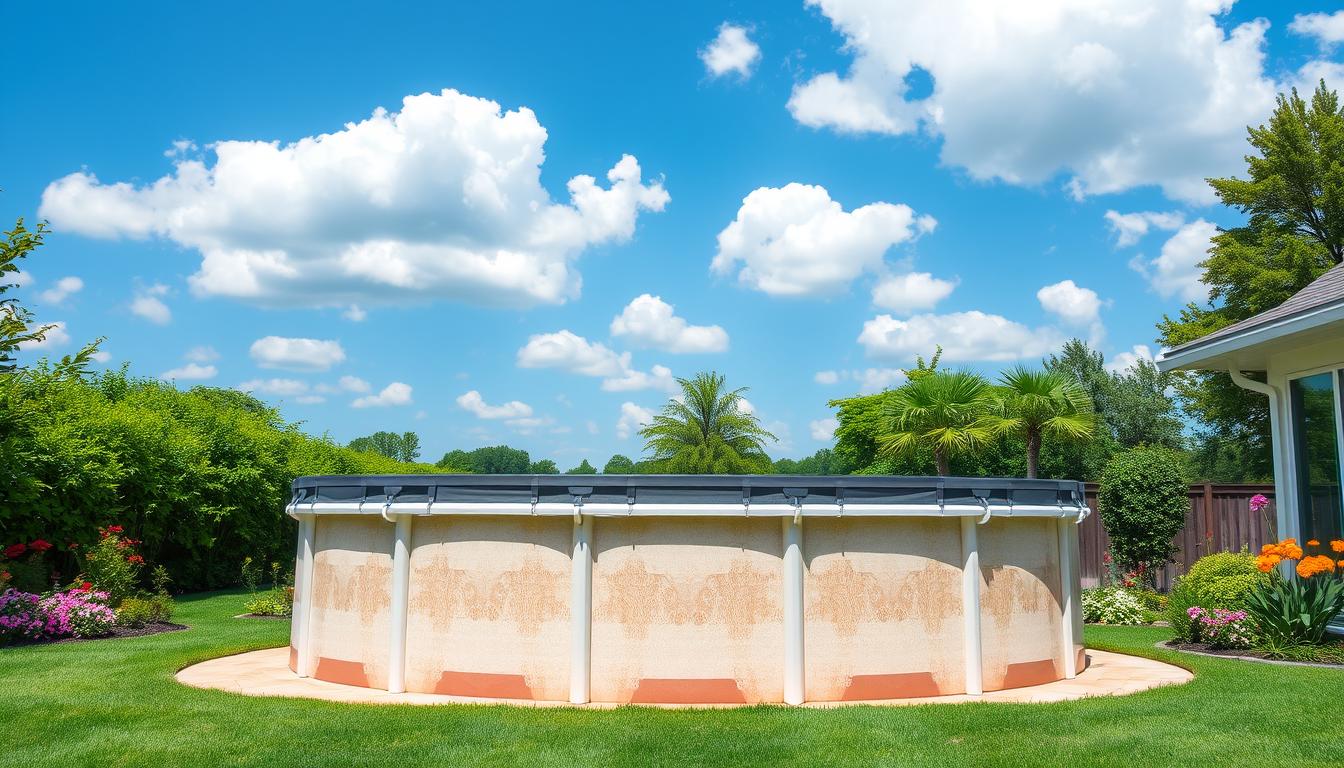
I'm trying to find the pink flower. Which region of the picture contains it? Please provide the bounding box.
[1250,494,1270,513]
[3,543,26,559]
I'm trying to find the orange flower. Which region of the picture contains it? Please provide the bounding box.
[1296,554,1336,579]
[1308,539,1321,547]
[1331,540,1344,554]
[1256,553,1283,572]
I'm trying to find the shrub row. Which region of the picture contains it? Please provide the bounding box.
[0,366,436,592]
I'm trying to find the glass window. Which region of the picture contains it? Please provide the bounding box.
[1290,372,1343,542]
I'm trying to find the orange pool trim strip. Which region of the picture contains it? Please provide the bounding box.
[432,671,534,700]
[998,659,1060,690]
[314,657,371,688]
[841,672,942,700]
[629,678,748,704]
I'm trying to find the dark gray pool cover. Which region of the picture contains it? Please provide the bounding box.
[291,475,1085,509]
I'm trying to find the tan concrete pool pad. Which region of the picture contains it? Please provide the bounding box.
[177,648,1191,708]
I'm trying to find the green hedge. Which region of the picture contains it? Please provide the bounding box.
[0,366,437,591]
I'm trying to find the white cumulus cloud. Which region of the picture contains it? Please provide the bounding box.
[130,283,171,324]
[810,417,839,441]
[39,89,669,309]
[249,336,346,371]
[814,370,840,385]
[610,294,729,353]
[19,320,70,350]
[457,390,534,420]
[859,311,1064,363]
[1037,279,1105,326]
[700,23,761,79]
[517,330,677,393]
[38,276,83,305]
[616,402,655,439]
[1290,11,1344,47]
[1104,210,1185,248]
[712,183,935,297]
[1130,219,1216,302]
[1106,344,1156,374]
[871,272,957,314]
[788,0,1328,203]
[352,382,413,408]
[237,378,310,396]
[160,363,217,381]
[184,345,220,363]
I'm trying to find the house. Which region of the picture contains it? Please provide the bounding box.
[1156,264,1344,547]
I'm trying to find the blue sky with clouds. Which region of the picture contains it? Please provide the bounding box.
[4,1,1344,467]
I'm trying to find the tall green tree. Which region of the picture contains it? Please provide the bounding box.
[528,459,559,474]
[602,454,635,473]
[566,459,596,474]
[1159,80,1344,480]
[995,366,1096,478]
[639,371,774,473]
[880,370,1001,476]
[347,431,420,463]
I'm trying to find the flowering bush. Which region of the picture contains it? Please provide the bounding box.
[83,527,142,605]
[1247,538,1344,646]
[0,589,46,642]
[40,588,116,638]
[1186,606,1253,649]
[0,587,115,644]
[1,537,57,593]
[1082,587,1145,625]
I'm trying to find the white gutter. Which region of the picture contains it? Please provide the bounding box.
[1227,367,1293,543]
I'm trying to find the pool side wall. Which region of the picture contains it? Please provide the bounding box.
[296,514,1079,703]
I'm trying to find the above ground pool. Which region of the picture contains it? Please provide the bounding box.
[284,474,1087,705]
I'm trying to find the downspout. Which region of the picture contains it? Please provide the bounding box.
[1227,368,1292,543]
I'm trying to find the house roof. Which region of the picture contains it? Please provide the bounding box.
[1156,263,1344,372]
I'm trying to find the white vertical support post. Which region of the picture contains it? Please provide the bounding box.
[386,514,413,694]
[1057,517,1078,679]
[960,515,983,695]
[295,513,317,678]
[782,516,805,706]
[569,514,592,705]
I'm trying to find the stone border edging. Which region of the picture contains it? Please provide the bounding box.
[1155,641,1344,669]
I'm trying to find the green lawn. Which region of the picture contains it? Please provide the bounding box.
[2,591,1341,767]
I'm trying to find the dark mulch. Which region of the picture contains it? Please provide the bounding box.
[2,622,187,649]
[236,613,290,620]
[1164,640,1344,667]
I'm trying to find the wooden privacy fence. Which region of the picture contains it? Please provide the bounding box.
[1078,483,1276,591]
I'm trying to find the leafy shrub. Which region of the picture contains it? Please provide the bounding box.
[1,539,55,593]
[1,367,440,592]
[1186,607,1253,649]
[1166,578,1202,642]
[1181,551,1268,611]
[1082,587,1145,624]
[243,560,293,617]
[82,527,140,606]
[1097,445,1189,580]
[116,595,175,627]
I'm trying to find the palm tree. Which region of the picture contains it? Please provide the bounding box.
[996,366,1096,478]
[880,370,1001,476]
[639,372,775,473]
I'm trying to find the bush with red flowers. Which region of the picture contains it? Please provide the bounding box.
[0,538,62,593]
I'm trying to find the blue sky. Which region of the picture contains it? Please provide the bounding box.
[4,1,1344,467]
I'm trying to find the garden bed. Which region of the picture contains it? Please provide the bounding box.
[1162,639,1344,667]
[2,621,187,649]
[235,613,289,620]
